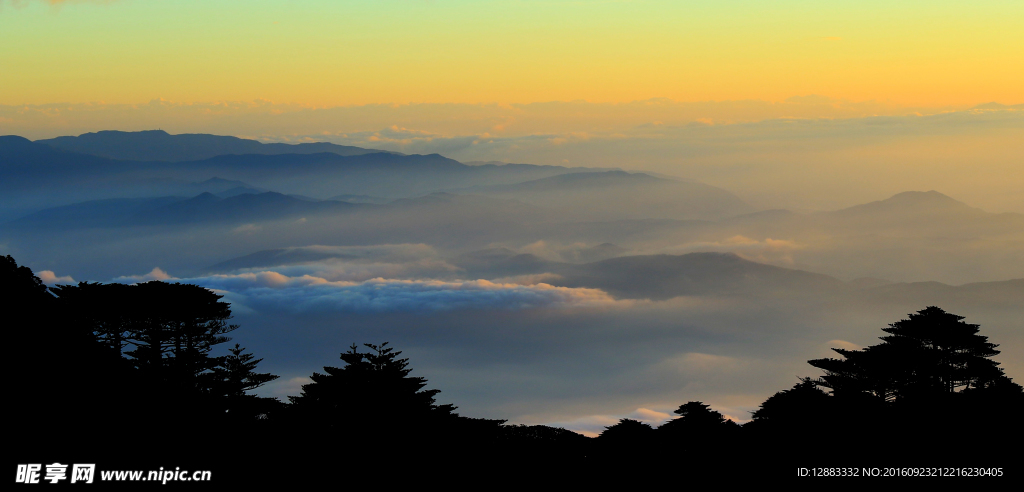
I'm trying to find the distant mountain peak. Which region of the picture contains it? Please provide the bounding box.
[198,176,237,184]
[0,135,33,145]
[96,129,170,136]
[886,190,958,203]
[834,190,982,217]
[190,192,221,201]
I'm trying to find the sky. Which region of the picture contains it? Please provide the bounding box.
[3,1,1022,212]
[3,0,1023,434]
[2,1,1022,107]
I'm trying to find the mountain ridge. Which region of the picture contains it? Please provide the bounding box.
[36,130,398,162]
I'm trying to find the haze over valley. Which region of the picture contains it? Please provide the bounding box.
[3,130,1021,434]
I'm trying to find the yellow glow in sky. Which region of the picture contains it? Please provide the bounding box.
[1,0,1021,107]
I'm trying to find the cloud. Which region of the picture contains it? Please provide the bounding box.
[9,97,1006,144]
[658,352,747,373]
[211,244,463,282]
[516,241,562,262]
[198,269,1022,431]
[112,267,173,283]
[491,273,564,286]
[221,244,443,268]
[350,127,485,155]
[813,339,862,359]
[654,236,803,265]
[650,353,755,394]
[232,224,262,234]
[262,259,463,283]
[506,241,629,264]
[547,407,675,437]
[37,270,74,285]
[117,270,627,313]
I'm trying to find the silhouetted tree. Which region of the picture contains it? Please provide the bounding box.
[45,278,252,447]
[5,254,60,401]
[212,344,281,421]
[289,342,456,436]
[749,306,1024,465]
[50,281,136,354]
[665,401,726,427]
[599,418,654,441]
[53,280,237,396]
[749,377,833,425]
[743,377,850,458]
[2,254,52,305]
[127,281,236,394]
[4,256,126,454]
[809,306,1008,402]
[591,418,657,462]
[658,401,738,455]
[216,343,280,397]
[500,424,586,442]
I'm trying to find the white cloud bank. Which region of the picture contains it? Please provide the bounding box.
[112,267,172,283]
[112,270,626,313]
[548,407,675,437]
[37,270,74,285]
[215,244,463,282]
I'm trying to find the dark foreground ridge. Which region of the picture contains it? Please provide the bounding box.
[5,254,1020,484]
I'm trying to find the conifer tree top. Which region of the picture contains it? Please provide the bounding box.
[809,306,1007,401]
[289,342,457,428]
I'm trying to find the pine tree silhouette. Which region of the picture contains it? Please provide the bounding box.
[809,306,1007,401]
[749,306,1024,465]
[213,344,281,421]
[289,342,456,436]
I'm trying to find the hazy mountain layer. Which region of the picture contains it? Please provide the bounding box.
[3,128,1022,433]
[456,171,753,221]
[6,192,364,230]
[3,134,674,218]
[36,130,396,162]
[4,180,1021,284]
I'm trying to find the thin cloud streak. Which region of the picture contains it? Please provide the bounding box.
[110,270,630,313]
